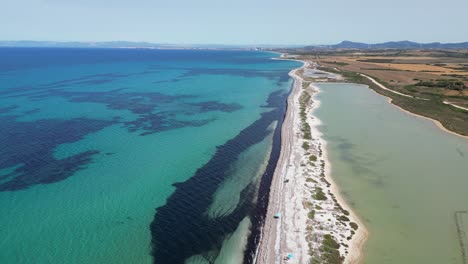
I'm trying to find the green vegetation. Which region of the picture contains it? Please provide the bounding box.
[302,124,312,140]
[415,80,466,91]
[317,234,344,264]
[404,84,418,93]
[309,155,317,162]
[308,210,316,219]
[433,51,468,58]
[302,141,310,150]
[349,222,358,230]
[310,258,321,264]
[338,215,350,222]
[299,91,312,140]
[309,234,344,264]
[442,74,468,80]
[323,234,340,248]
[313,187,327,200]
[363,68,407,71]
[357,58,394,63]
[306,178,317,183]
[304,201,313,209]
[322,60,349,66]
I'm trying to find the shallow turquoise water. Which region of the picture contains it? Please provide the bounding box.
[315,83,468,264]
[0,48,300,263]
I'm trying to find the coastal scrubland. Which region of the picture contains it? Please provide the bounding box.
[299,82,360,264]
[258,57,365,264]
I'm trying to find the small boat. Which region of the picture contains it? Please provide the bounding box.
[274,213,281,219]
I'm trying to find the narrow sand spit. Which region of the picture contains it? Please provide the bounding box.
[255,58,367,264]
[308,84,368,264]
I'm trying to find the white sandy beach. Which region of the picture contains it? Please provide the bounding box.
[255,58,367,264]
[309,84,368,264]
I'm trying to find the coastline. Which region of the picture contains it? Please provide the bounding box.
[308,84,368,264]
[254,61,307,264]
[359,76,468,140]
[255,55,368,264]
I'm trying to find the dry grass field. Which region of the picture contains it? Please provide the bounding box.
[301,49,468,99]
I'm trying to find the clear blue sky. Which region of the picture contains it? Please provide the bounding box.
[2,0,467,45]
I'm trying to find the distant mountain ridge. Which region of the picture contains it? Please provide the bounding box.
[2,40,467,50]
[307,40,468,49]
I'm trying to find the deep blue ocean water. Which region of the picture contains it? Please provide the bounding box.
[0,48,300,263]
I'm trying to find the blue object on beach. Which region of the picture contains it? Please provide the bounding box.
[274,213,281,218]
[287,253,294,259]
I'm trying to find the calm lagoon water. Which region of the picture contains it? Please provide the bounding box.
[0,48,300,263]
[315,83,468,264]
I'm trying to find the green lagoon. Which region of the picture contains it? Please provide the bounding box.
[315,83,468,264]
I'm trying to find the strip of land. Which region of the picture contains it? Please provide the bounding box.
[256,57,367,264]
[257,48,468,264]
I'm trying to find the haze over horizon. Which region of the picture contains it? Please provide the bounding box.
[2,0,468,45]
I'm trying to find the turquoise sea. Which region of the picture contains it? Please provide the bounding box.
[0,48,301,263]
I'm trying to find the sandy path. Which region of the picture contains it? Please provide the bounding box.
[443,100,468,111]
[359,73,429,100]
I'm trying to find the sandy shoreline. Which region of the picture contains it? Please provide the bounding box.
[361,76,468,140]
[254,61,307,264]
[255,56,367,264]
[308,84,368,264]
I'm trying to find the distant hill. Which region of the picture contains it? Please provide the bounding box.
[2,40,467,50]
[307,40,468,49]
